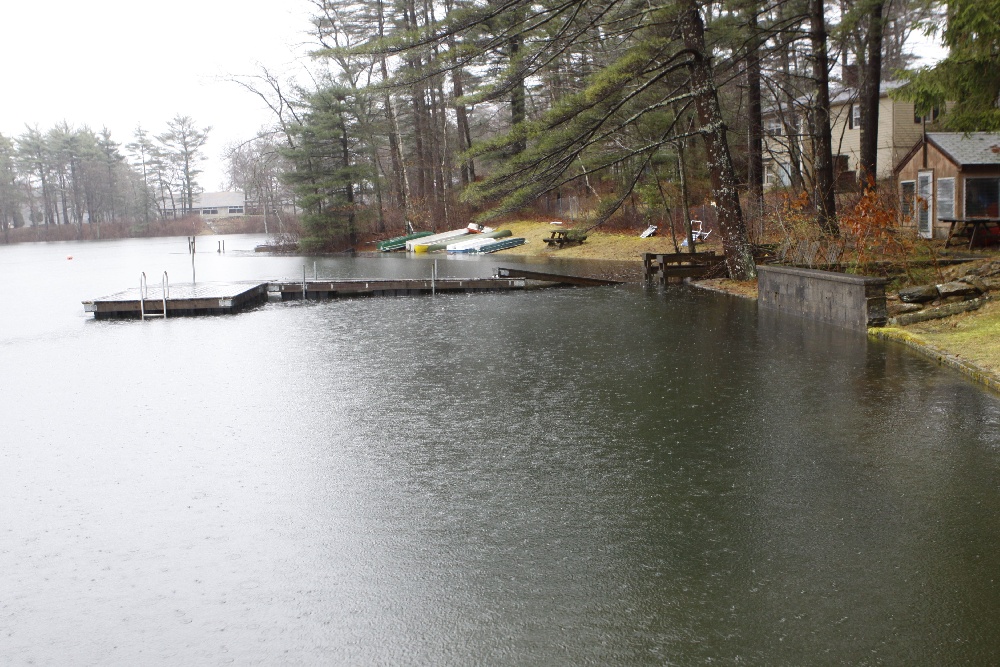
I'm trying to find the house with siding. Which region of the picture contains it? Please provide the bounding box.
[763,81,937,189]
[191,191,245,218]
[894,132,1000,239]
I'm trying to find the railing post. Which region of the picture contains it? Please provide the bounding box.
[162,271,169,319]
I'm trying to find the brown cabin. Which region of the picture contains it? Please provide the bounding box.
[895,132,1000,239]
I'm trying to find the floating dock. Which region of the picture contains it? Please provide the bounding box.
[83,282,270,319]
[83,268,626,320]
[84,277,527,319]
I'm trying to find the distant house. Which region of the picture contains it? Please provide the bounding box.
[895,132,1000,239]
[190,191,245,218]
[763,81,939,189]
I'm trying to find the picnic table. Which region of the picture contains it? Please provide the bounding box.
[543,229,587,248]
[942,218,1000,250]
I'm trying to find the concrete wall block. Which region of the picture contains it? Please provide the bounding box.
[757,265,889,331]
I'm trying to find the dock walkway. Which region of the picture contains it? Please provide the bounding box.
[84,277,528,319]
[82,265,630,320]
[268,278,525,300]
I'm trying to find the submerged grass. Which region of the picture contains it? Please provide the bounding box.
[903,299,1000,374]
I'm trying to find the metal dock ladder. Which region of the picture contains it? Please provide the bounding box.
[140,271,169,320]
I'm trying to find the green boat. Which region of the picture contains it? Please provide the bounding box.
[377,231,433,252]
[476,237,526,253]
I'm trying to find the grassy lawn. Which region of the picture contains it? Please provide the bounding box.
[903,299,1000,374]
[492,220,703,261]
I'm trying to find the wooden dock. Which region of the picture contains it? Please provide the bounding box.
[84,277,528,318]
[643,252,726,284]
[83,282,270,319]
[495,267,621,286]
[268,277,526,300]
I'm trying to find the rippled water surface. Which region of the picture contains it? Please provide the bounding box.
[2,235,1000,665]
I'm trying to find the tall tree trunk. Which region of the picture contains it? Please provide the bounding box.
[451,61,475,186]
[677,141,696,252]
[746,8,764,231]
[509,32,526,154]
[779,57,804,190]
[443,0,474,186]
[679,0,756,280]
[339,110,357,247]
[859,0,884,188]
[39,169,53,227]
[377,0,408,220]
[809,0,839,235]
[58,171,70,226]
[427,79,446,223]
[404,0,430,219]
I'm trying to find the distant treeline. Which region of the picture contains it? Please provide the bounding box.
[0,116,216,242]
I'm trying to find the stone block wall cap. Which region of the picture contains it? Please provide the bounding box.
[757,265,889,286]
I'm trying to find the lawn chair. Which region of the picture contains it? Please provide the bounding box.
[691,220,712,241]
[680,220,712,247]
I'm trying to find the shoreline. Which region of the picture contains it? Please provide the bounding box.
[490,220,1000,395]
[868,327,1000,394]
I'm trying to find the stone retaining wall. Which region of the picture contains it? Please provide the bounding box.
[757,265,888,331]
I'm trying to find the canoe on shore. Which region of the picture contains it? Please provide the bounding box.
[475,237,526,254]
[377,231,433,252]
[445,230,514,253]
[408,228,471,252]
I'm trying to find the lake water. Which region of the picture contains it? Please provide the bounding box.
[2,234,999,665]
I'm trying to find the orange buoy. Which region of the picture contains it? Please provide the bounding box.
[67,255,73,260]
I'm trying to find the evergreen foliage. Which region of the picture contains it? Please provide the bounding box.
[282,87,371,252]
[894,0,1000,131]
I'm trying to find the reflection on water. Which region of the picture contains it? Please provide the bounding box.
[1,236,999,664]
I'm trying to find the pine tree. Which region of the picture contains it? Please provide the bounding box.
[157,115,211,213]
[282,87,371,251]
[894,0,1000,131]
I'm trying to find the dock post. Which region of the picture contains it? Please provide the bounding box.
[189,237,196,283]
[302,265,307,300]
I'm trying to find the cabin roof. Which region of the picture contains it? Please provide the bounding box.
[762,81,906,116]
[926,132,1000,166]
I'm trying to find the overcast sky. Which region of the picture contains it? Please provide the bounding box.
[1,0,316,189]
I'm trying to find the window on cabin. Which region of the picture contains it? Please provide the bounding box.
[228,207,244,214]
[765,118,782,136]
[849,104,862,129]
[936,178,955,220]
[201,208,218,215]
[917,172,933,238]
[965,177,1000,218]
[900,181,915,221]
[913,106,941,124]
